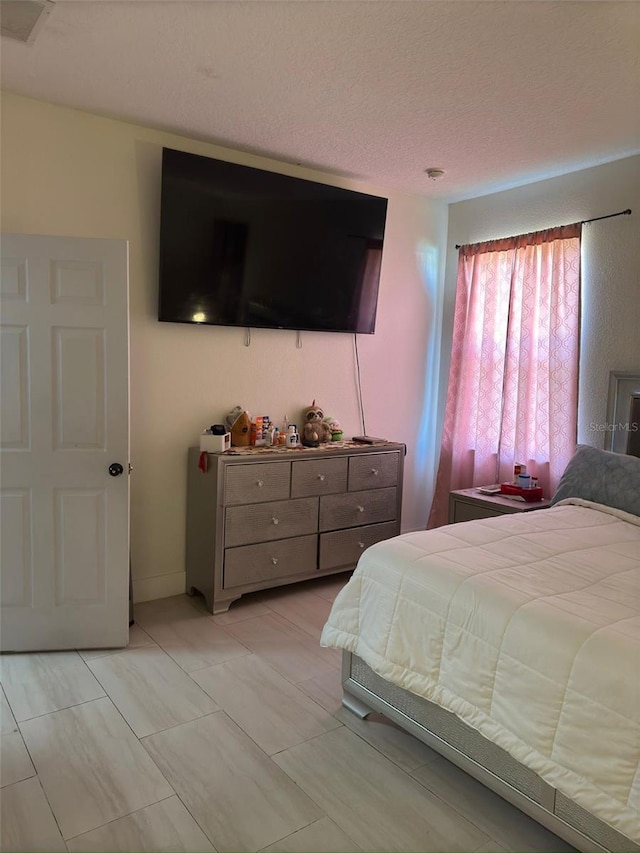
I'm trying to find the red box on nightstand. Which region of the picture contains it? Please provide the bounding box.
[500,483,544,502]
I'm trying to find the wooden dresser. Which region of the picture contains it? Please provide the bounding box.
[186,442,405,613]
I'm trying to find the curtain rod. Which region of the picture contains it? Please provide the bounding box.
[454,208,632,250]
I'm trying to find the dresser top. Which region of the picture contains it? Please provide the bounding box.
[193,439,405,460]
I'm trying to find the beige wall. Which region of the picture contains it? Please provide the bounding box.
[1,93,447,601]
[442,156,640,464]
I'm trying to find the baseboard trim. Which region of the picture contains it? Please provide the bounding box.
[133,571,186,604]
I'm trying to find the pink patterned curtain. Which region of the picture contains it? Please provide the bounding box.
[427,224,582,528]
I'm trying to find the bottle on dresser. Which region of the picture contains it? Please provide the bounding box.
[286,425,299,447]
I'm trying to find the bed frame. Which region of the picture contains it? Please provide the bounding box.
[342,651,638,853]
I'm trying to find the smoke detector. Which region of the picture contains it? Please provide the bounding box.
[425,168,446,181]
[1,0,55,45]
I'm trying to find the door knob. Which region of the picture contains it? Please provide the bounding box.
[108,462,124,477]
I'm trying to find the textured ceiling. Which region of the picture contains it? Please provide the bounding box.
[2,0,639,200]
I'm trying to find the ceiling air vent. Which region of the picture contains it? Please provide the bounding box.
[1,0,54,45]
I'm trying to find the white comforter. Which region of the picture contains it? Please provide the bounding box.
[321,499,640,842]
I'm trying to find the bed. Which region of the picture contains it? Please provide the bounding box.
[321,447,640,853]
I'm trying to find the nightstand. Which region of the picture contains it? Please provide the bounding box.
[448,488,552,524]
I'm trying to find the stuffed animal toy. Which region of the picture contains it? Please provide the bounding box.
[224,405,252,447]
[323,415,343,442]
[301,400,332,447]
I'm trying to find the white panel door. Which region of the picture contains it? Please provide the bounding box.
[1,234,129,651]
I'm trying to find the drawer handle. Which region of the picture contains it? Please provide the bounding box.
[317,474,326,481]
[357,505,365,513]
[358,541,365,549]
[371,468,379,476]
[271,557,278,565]
[257,480,264,487]
[272,517,279,525]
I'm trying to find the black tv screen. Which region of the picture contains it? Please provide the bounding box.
[158,148,388,333]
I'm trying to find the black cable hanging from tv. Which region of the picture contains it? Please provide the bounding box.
[454,208,632,249]
[353,334,367,436]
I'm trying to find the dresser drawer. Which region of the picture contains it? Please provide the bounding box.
[291,457,348,497]
[223,534,318,589]
[225,462,291,505]
[319,521,398,570]
[451,502,504,523]
[225,497,318,547]
[348,452,399,491]
[319,487,397,532]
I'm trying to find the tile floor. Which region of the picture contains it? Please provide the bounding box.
[0,574,576,853]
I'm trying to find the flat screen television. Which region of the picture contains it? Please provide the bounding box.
[158,148,388,333]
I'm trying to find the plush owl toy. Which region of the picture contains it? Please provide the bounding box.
[301,401,333,447]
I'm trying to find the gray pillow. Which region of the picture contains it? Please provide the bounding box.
[550,444,640,516]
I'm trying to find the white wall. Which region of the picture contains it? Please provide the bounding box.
[1,93,447,601]
[442,156,640,463]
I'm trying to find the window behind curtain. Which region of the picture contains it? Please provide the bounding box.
[428,224,581,528]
